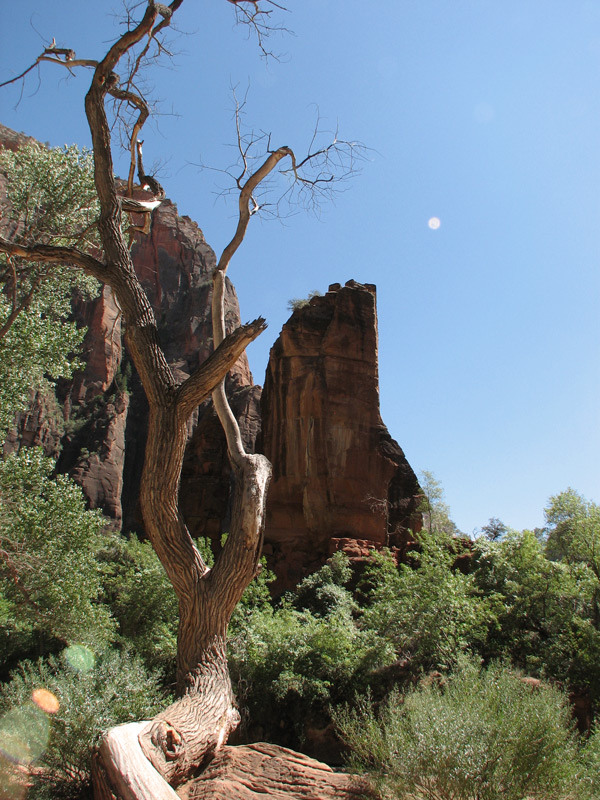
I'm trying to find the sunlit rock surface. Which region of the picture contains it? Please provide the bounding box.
[260,281,422,591]
[184,742,367,800]
[1,125,421,586]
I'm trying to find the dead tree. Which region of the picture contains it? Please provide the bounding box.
[0,2,364,797]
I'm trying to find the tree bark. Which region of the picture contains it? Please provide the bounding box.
[0,4,277,796]
[79,6,274,796]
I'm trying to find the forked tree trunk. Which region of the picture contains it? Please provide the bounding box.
[92,405,271,798]
[0,5,279,796]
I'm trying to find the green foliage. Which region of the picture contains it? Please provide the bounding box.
[99,536,178,675]
[0,144,101,434]
[229,556,277,632]
[229,554,392,739]
[545,489,600,582]
[0,143,100,251]
[360,536,491,674]
[480,517,508,541]
[336,659,586,800]
[418,469,461,536]
[290,550,355,617]
[287,289,322,311]
[0,449,115,657]
[99,532,277,678]
[473,529,600,701]
[581,726,600,797]
[0,648,167,799]
[0,288,87,435]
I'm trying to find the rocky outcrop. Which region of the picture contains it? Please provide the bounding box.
[260,281,422,590]
[1,119,252,530]
[179,384,262,541]
[183,743,367,800]
[53,198,253,530]
[1,124,422,586]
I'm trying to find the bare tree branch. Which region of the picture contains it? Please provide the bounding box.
[0,236,107,283]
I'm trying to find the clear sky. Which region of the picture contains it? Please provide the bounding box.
[1,1,599,535]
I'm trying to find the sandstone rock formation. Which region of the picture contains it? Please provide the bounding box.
[53,198,252,530]
[260,280,422,590]
[183,743,367,800]
[1,120,252,530]
[1,124,421,586]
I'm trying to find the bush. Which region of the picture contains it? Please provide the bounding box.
[336,659,585,800]
[0,648,168,799]
[287,290,322,311]
[473,529,600,701]
[228,554,393,743]
[0,449,115,663]
[100,535,178,676]
[581,726,600,798]
[359,537,491,675]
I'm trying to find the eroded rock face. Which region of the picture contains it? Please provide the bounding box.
[1,125,422,588]
[1,121,251,530]
[260,280,422,590]
[54,199,252,529]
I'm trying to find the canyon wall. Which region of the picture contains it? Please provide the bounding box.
[1,125,421,587]
[259,281,421,590]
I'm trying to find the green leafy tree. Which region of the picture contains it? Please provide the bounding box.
[418,469,461,536]
[0,143,100,435]
[473,529,600,700]
[0,449,115,660]
[545,489,600,615]
[360,537,491,675]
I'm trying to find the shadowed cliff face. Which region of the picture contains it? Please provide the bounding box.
[1,125,421,586]
[259,281,422,592]
[54,199,252,532]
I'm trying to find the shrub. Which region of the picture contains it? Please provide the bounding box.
[287,290,322,311]
[99,535,178,676]
[581,726,600,798]
[473,530,600,701]
[0,449,115,662]
[335,659,585,800]
[359,537,491,675]
[228,554,393,743]
[0,648,168,799]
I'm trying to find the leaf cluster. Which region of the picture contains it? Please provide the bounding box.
[0,143,100,252]
[0,143,101,435]
[228,552,393,741]
[336,658,592,800]
[0,648,167,799]
[0,449,115,658]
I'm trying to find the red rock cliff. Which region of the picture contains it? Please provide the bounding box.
[260,280,422,590]
[1,125,421,586]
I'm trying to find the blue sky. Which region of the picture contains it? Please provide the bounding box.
[1,1,599,534]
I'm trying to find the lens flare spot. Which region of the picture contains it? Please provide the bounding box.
[32,689,60,715]
[428,217,441,230]
[0,704,50,765]
[64,644,95,673]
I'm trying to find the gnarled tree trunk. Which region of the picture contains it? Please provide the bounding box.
[0,3,344,796]
[80,9,274,797]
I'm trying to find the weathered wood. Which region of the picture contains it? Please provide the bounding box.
[183,743,370,800]
[94,723,179,800]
